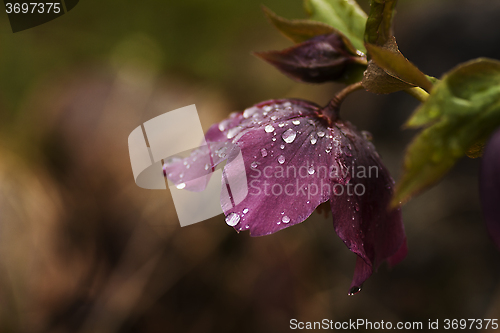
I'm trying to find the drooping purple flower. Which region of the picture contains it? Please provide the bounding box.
[164,99,406,294]
[254,34,366,83]
[480,128,500,249]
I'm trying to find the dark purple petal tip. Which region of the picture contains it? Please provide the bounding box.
[480,128,500,249]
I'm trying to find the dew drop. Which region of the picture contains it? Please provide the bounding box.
[204,164,210,170]
[272,137,277,142]
[282,128,297,143]
[283,101,292,107]
[271,115,278,120]
[243,208,249,214]
[277,155,285,164]
[308,166,315,175]
[260,148,268,157]
[310,137,317,145]
[225,213,241,226]
[218,120,229,132]
[243,107,258,118]
[280,144,285,150]
[251,161,258,168]
[292,120,300,125]
[282,216,290,224]
[265,125,275,133]
[278,123,285,127]
[227,126,242,139]
[216,147,228,158]
[317,131,325,137]
[176,183,186,189]
[348,286,362,296]
[263,105,273,112]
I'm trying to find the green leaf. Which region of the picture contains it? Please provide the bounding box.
[262,6,358,55]
[304,0,367,52]
[393,58,500,206]
[364,0,397,46]
[262,6,336,43]
[365,41,433,93]
[362,37,414,94]
[407,59,500,127]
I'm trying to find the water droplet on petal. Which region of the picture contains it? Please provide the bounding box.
[271,115,278,120]
[280,144,285,150]
[272,137,277,142]
[227,126,242,139]
[278,123,285,127]
[292,120,300,125]
[282,216,290,223]
[283,101,292,107]
[308,166,315,175]
[310,137,317,145]
[225,213,240,226]
[243,208,249,214]
[317,131,325,137]
[176,183,186,189]
[216,147,228,158]
[251,161,258,168]
[348,286,362,296]
[265,125,275,133]
[264,105,273,112]
[260,148,268,157]
[243,107,258,118]
[277,155,285,164]
[204,164,210,170]
[282,128,297,143]
[218,120,229,132]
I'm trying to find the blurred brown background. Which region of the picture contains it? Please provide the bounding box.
[0,0,500,332]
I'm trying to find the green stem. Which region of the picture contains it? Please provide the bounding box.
[405,87,429,103]
[323,82,364,122]
[333,81,365,106]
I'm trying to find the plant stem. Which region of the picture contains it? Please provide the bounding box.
[404,87,429,103]
[333,81,364,106]
[323,81,364,122]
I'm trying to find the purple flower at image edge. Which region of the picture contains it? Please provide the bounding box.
[164,99,407,294]
[480,128,500,249]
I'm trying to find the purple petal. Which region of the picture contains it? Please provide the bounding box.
[221,100,336,235]
[325,120,406,292]
[480,128,500,249]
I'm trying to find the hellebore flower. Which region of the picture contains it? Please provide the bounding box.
[254,33,366,83]
[480,128,500,249]
[164,99,406,294]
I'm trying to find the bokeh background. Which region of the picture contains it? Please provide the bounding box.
[1,0,500,332]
